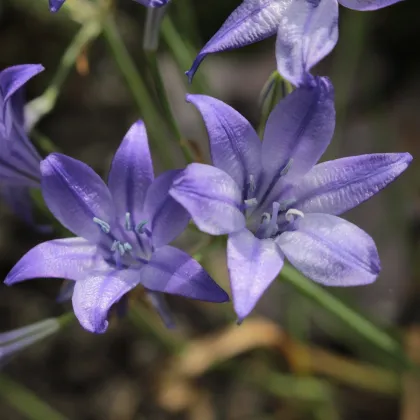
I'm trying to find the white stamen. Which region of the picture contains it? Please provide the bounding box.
[248,174,256,193]
[280,159,293,176]
[125,212,132,231]
[135,221,148,234]
[93,217,110,233]
[123,243,132,252]
[285,208,304,222]
[244,198,258,208]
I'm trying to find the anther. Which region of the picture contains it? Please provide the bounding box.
[93,217,110,233]
[285,208,304,222]
[111,240,132,256]
[261,212,270,224]
[244,198,258,209]
[123,243,132,252]
[111,240,119,252]
[135,220,148,234]
[280,159,293,177]
[125,212,132,231]
[266,202,280,236]
[248,175,256,193]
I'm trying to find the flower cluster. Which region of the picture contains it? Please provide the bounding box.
[0,0,411,340]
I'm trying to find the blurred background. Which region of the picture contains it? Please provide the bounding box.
[0,0,419,418]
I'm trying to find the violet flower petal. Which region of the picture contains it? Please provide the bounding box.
[108,120,154,225]
[0,64,44,139]
[0,64,44,105]
[260,77,335,202]
[339,0,404,11]
[228,228,284,321]
[276,0,338,86]
[49,0,66,12]
[146,291,175,328]
[187,94,262,192]
[5,238,104,285]
[144,170,190,248]
[41,153,115,243]
[141,245,229,302]
[134,0,169,6]
[186,0,293,82]
[277,213,380,286]
[72,268,141,333]
[291,153,412,215]
[170,163,246,235]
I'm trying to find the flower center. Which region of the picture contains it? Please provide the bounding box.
[92,213,152,268]
[254,203,304,239]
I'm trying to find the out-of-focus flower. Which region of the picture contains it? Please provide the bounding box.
[170,83,412,321]
[5,121,229,333]
[0,64,44,225]
[186,0,404,83]
[0,318,60,361]
[49,0,169,13]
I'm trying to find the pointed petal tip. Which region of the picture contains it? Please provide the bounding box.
[401,152,413,165]
[185,70,194,85]
[80,319,109,334]
[185,54,205,84]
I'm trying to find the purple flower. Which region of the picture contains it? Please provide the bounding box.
[5,120,228,333]
[50,0,169,13]
[186,0,404,84]
[169,80,412,321]
[0,64,45,225]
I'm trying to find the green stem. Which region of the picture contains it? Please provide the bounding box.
[0,375,69,420]
[26,20,102,130]
[161,15,210,94]
[57,312,76,329]
[145,51,195,163]
[280,264,409,367]
[258,71,285,137]
[103,15,173,168]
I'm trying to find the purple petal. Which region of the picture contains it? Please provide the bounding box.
[5,238,104,285]
[259,77,335,204]
[170,163,245,235]
[276,213,380,286]
[134,0,169,6]
[72,268,141,333]
[41,153,115,243]
[57,281,75,302]
[291,153,412,215]
[186,0,293,82]
[141,245,229,302]
[0,65,43,140]
[187,94,262,192]
[227,229,284,321]
[276,0,338,86]
[0,64,44,104]
[339,0,404,11]
[146,291,175,328]
[49,0,66,12]
[108,120,154,226]
[144,170,190,248]
[0,154,40,187]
